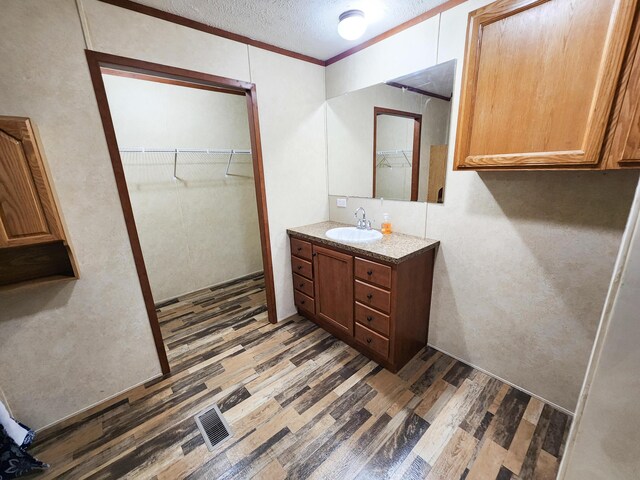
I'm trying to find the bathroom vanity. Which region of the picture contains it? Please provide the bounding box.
[287,221,439,372]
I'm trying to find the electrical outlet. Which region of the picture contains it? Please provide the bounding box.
[336,198,347,208]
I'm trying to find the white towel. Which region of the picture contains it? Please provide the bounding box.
[0,399,32,448]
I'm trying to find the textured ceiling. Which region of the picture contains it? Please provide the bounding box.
[134,0,450,60]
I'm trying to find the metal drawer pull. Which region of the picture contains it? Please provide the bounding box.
[367,270,373,275]
[297,247,302,251]
[299,283,305,287]
[297,265,302,270]
[366,338,372,344]
[367,293,373,300]
[366,316,373,321]
[300,300,305,305]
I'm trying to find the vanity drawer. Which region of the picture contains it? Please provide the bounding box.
[291,256,313,280]
[293,273,314,298]
[291,237,312,261]
[355,323,389,358]
[355,258,391,289]
[355,280,391,314]
[294,290,315,315]
[355,302,390,337]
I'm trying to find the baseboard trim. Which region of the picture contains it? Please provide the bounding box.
[154,270,265,306]
[428,343,574,417]
[36,373,163,433]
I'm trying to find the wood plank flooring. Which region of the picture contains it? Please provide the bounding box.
[28,273,571,479]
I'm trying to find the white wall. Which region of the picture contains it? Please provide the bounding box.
[325,15,440,98]
[104,75,262,301]
[0,0,328,429]
[326,0,639,411]
[560,179,640,480]
[329,195,428,238]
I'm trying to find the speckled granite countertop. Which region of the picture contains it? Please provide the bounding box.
[287,221,439,264]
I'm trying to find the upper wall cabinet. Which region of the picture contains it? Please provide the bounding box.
[0,116,77,288]
[454,0,638,170]
[604,14,640,169]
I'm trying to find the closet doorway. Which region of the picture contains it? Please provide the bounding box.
[86,52,276,374]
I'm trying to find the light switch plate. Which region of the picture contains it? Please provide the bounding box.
[336,198,347,208]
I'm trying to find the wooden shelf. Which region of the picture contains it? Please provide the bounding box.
[0,116,78,288]
[0,241,77,289]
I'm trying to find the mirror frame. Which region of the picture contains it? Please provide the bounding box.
[372,106,423,201]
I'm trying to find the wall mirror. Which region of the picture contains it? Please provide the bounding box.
[327,59,456,203]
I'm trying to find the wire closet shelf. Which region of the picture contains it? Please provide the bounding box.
[119,147,254,179]
[376,149,413,169]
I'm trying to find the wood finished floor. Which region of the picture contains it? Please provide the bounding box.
[29,273,571,479]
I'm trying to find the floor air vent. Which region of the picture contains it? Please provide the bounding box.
[194,404,232,451]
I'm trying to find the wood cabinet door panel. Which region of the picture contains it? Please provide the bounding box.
[454,0,637,169]
[355,280,391,314]
[291,256,313,280]
[313,245,354,335]
[355,302,390,337]
[294,290,315,316]
[290,237,312,261]
[354,257,392,289]
[605,13,640,168]
[355,323,389,359]
[293,273,314,298]
[0,117,62,247]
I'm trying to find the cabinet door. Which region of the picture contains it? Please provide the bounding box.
[0,117,63,247]
[313,245,354,335]
[454,0,637,170]
[605,15,640,168]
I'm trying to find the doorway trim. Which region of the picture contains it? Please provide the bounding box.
[372,106,422,202]
[85,50,278,375]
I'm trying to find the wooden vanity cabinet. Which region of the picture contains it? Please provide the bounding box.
[0,116,77,288]
[454,0,639,170]
[290,235,436,372]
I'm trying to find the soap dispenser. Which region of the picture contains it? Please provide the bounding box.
[381,213,392,235]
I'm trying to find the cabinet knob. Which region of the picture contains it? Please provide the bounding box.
[312,253,317,257]
[366,316,373,321]
[299,283,304,287]
[367,270,373,275]
[297,247,302,251]
[297,265,302,270]
[367,293,373,300]
[300,300,305,305]
[366,338,372,344]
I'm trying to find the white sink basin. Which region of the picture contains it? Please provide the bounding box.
[325,227,383,243]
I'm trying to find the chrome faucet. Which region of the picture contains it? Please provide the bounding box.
[354,207,372,230]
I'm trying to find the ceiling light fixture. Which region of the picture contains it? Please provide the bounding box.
[338,10,367,41]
